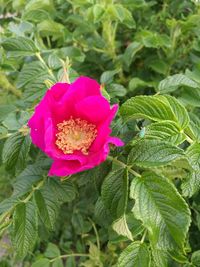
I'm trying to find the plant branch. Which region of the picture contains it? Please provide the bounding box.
[35,52,55,79]
[107,156,141,177]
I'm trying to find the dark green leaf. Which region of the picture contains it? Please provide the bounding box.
[2,133,31,171]
[12,201,38,258]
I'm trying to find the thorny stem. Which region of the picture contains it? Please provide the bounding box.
[107,156,141,177]
[88,218,100,250]
[50,253,89,263]
[35,52,55,79]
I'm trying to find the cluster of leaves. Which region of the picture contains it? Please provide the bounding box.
[1,0,200,266]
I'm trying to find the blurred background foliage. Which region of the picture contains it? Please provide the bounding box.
[1,0,200,266]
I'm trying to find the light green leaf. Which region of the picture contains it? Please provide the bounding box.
[101,168,128,218]
[2,37,38,57]
[32,258,50,267]
[23,9,51,23]
[112,214,133,241]
[130,172,191,250]
[120,95,175,123]
[191,250,200,266]
[100,69,119,84]
[123,42,143,67]
[146,121,186,145]
[44,243,60,258]
[158,74,199,94]
[121,95,189,130]
[17,61,51,88]
[128,139,184,167]
[140,30,171,48]
[93,4,105,22]
[118,241,150,267]
[2,133,31,171]
[12,201,38,258]
[182,143,200,197]
[0,104,16,122]
[37,20,65,40]
[158,95,190,129]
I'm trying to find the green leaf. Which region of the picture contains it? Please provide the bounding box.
[101,168,128,218]
[94,197,113,227]
[130,172,191,250]
[158,74,199,94]
[182,143,200,197]
[112,214,133,241]
[34,184,60,230]
[128,139,184,167]
[2,133,31,172]
[158,95,190,129]
[121,95,189,130]
[118,241,150,267]
[100,69,119,84]
[48,178,76,203]
[32,258,50,267]
[13,164,43,197]
[123,42,143,67]
[146,121,186,145]
[191,250,200,266]
[17,61,51,88]
[23,9,51,23]
[2,37,38,57]
[44,243,60,258]
[37,20,65,40]
[186,143,200,170]
[12,201,38,258]
[120,95,175,123]
[0,105,16,122]
[140,30,171,48]
[93,4,105,22]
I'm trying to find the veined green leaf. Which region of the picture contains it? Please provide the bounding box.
[13,164,43,197]
[182,143,200,197]
[2,133,31,172]
[12,201,38,258]
[34,184,60,230]
[112,214,133,241]
[121,95,189,129]
[48,178,76,203]
[2,37,38,57]
[130,172,191,250]
[118,241,150,267]
[120,95,175,123]
[158,74,199,94]
[128,139,184,167]
[146,121,186,145]
[101,168,128,218]
[157,95,190,129]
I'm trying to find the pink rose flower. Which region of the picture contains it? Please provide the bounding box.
[28,76,124,176]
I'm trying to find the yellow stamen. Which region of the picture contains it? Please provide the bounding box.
[55,117,97,155]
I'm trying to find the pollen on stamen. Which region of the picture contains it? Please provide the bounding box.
[55,117,97,155]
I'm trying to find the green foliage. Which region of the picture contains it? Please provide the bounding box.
[1,0,200,266]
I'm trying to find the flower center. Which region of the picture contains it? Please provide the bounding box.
[55,117,97,155]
